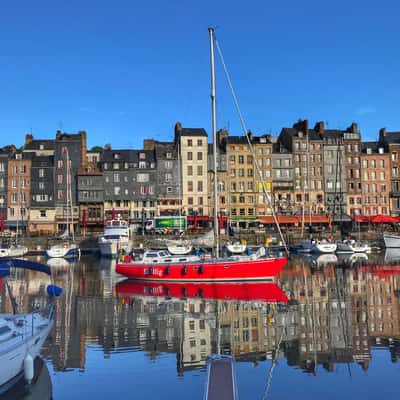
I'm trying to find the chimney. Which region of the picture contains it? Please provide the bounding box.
[79,130,87,166]
[217,129,228,146]
[247,130,253,140]
[380,127,386,137]
[350,122,358,133]
[104,144,111,151]
[174,122,182,135]
[143,139,155,150]
[25,134,33,145]
[314,121,324,133]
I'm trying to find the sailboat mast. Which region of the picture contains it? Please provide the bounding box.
[209,27,219,257]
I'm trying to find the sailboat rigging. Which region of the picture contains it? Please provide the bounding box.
[115,28,288,281]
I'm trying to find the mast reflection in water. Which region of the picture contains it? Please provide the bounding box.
[1,254,400,399]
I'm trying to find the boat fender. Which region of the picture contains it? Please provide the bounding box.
[181,266,187,275]
[198,265,204,274]
[165,266,170,275]
[198,288,204,298]
[182,287,187,298]
[47,285,63,297]
[145,267,153,275]
[165,287,171,298]
[24,353,34,384]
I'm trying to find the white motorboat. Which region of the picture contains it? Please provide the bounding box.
[99,219,132,257]
[46,241,80,259]
[311,239,337,254]
[336,240,354,253]
[225,241,247,254]
[0,244,29,258]
[383,232,400,248]
[167,243,193,255]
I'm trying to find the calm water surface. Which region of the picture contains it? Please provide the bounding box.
[1,251,400,399]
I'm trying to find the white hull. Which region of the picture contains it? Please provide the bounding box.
[167,244,193,255]
[99,239,131,257]
[383,232,400,248]
[46,243,80,259]
[312,241,337,254]
[226,243,247,254]
[0,245,29,258]
[0,314,53,392]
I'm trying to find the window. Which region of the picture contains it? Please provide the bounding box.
[0,162,4,172]
[114,173,120,183]
[188,181,193,192]
[239,168,244,177]
[20,179,26,188]
[197,152,202,161]
[103,162,108,170]
[197,139,202,146]
[187,165,193,176]
[166,187,173,193]
[165,173,172,182]
[187,139,193,146]
[57,190,63,200]
[57,160,63,169]
[229,155,235,162]
[187,152,193,161]
[166,152,172,159]
[197,181,203,192]
[380,160,385,168]
[113,162,120,170]
[139,152,146,160]
[148,185,154,194]
[197,165,203,176]
[139,161,146,168]
[188,197,193,205]
[12,193,17,203]
[114,187,120,195]
[40,209,46,218]
[238,155,244,164]
[11,179,17,188]
[140,185,146,195]
[137,173,149,182]
[247,169,253,177]
[164,161,173,169]
[39,168,44,177]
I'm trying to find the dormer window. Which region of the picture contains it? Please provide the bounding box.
[378,148,384,154]
[366,148,372,155]
[139,152,146,160]
[16,154,22,160]
[166,152,172,159]
[39,144,44,150]
[113,153,120,160]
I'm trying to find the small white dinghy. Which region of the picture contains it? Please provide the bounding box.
[167,243,193,255]
[311,239,337,254]
[226,241,247,254]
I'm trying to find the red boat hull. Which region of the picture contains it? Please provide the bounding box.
[115,257,287,282]
[116,281,288,303]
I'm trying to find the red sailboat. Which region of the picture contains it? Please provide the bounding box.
[116,280,288,303]
[115,26,288,282]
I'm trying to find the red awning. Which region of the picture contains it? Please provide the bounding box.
[354,215,371,223]
[371,214,400,223]
[259,216,300,224]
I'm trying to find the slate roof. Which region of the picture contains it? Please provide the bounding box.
[385,132,400,144]
[24,140,55,151]
[361,141,381,154]
[154,141,178,159]
[178,127,208,137]
[280,127,322,141]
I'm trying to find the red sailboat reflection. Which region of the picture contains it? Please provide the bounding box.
[115,280,288,303]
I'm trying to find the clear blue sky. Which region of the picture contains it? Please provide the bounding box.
[1,0,400,148]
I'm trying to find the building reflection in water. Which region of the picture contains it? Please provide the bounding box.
[1,254,400,378]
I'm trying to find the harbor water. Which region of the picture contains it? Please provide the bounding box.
[1,251,400,399]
